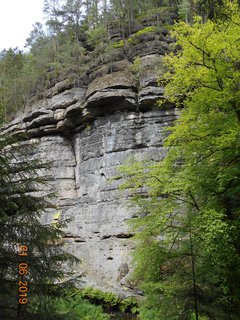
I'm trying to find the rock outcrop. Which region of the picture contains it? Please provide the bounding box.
[2,29,178,297]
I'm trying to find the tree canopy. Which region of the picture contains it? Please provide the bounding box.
[0,0,222,122]
[120,1,240,319]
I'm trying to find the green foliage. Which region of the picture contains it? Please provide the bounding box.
[132,26,157,37]
[0,48,25,120]
[127,26,157,45]
[81,287,121,308]
[1,0,229,121]
[0,0,178,121]
[27,288,110,320]
[0,134,78,318]
[136,5,176,26]
[178,0,194,22]
[80,287,139,313]
[113,39,125,48]
[129,56,142,85]
[113,26,157,48]
[120,2,240,319]
[87,25,108,47]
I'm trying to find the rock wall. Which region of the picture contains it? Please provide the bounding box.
[2,30,178,297]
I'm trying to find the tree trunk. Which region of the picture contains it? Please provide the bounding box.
[189,216,199,320]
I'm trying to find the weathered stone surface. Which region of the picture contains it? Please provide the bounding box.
[1,116,25,134]
[26,99,50,114]
[139,54,164,87]
[84,89,137,112]
[65,102,82,118]
[44,79,75,98]
[24,108,51,123]
[128,39,170,59]
[50,88,85,110]
[86,71,136,100]
[1,46,177,296]
[33,110,177,296]
[54,109,66,121]
[41,124,59,135]
[138,86,164,108]
[87,58,129,81]
[33,136,77,200]
[2,51,169,138]
[27,112,55,129]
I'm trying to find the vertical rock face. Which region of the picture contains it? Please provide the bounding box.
[1,30,177,296]
[65,110,177,295]
[13,108,177,297]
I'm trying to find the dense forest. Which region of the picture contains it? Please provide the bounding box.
[0,0,229,122]
[0,0,240,319]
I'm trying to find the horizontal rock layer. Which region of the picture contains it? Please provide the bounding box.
[2,30,172,137]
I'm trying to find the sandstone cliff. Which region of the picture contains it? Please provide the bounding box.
[2,28,178,297]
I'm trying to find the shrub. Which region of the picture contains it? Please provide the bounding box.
[127,27,157,45]
[28,290,110,320]
[113,40,125,49]
[80,287,139,314]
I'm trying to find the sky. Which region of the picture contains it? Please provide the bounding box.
[0,0,45,52]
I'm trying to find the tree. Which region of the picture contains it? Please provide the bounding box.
[0,49,25,121]
[197,0,224,21]
[120,1,240,319]
[62,0,83,40]
[0,133,78,319]
[109,0,143,35]
[44,0,66,35]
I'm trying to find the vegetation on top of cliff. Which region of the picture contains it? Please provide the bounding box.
[119,1,240,319]
[0,0,225,122]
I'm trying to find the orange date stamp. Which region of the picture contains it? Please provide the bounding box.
[18,244,28,304]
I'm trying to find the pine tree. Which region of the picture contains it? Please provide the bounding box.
[0,49,25,121]
[0,133,78,319]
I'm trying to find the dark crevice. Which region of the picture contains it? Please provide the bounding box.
[69,136,78,192]
[101,235,112,240]
[115,233,134,239]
